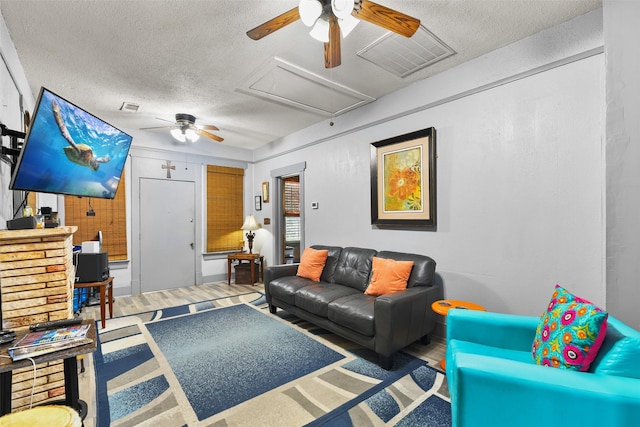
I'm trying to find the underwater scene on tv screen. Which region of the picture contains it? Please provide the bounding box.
[11,88,132,199]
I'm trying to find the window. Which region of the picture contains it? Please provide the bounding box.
[285,217,301,241]
[206,165,244,252]
[64,173,127,260]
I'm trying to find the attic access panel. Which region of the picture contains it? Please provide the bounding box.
[238,57,375,116]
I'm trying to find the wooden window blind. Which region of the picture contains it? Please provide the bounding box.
[283,176,300,242]
[206,165,244,252]
[284,177,300,216]
[64,173,127,261]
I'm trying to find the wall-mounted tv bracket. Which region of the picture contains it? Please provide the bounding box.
[0,123,26,175]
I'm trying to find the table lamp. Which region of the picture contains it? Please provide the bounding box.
[241,215,259,253]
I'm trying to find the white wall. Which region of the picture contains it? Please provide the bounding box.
[604,0,640,329]
[252,10,605,317]
[125,143,251,296]
[0,60,21,224]
[0,10,34,225]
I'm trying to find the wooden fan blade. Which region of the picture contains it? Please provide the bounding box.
[324,16,341,68]
[247,7,300,40]
[200,124,220,131]
[355,0,420,38]
[197,129,224,143]
[140,125,174,130]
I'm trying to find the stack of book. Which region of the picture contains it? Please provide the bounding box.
[8,324,92,361]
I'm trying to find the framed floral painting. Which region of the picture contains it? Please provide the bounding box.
[370,127,437,229]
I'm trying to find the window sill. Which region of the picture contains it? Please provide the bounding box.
[202,251,242,261]
[108,259,129,270]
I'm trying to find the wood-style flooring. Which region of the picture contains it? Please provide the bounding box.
[76,281,446,427]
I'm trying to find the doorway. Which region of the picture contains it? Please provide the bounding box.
[271,162,306,265]
[282,175,301,264]
[139,178,196,292]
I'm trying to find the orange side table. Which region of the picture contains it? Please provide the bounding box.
[432,299,486,370]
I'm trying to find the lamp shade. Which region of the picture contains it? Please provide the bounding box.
[309,18,330,42]
[331,0,355,19]
[184,128,200,141]
[299,0,322,27]
[241,215,259,231]
[170,128,186,142]
[339,14,359,38]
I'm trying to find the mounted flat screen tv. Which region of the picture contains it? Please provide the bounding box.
[10,87,132,199]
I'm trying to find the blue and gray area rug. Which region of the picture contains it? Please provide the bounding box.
[93,292,451,426]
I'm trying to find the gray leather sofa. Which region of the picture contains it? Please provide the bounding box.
[264,245,439,369]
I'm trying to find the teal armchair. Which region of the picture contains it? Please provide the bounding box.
[446,309,640,427]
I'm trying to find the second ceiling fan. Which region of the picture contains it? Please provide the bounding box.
[247,0,420,68]
[142,114,223,143]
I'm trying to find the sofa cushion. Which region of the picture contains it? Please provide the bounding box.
[377,251,436,288]
[333,247,377,292]
[532,285,608,372]
[295,283,360,318]
[268,276,315,306]
[589,317,640,379]
[364,257,414,296]
[297,247,329,281]
[310,245,343,283]
[328,294,376,337]
[450,339,534,365]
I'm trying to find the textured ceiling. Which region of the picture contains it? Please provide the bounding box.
[0,0,601,151]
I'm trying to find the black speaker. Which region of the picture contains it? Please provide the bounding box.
[75,252,110,283]
[6,216,37,230]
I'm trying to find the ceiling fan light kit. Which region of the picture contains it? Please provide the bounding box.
[142,113,224,143]
[302,0,358,43]
[171,127,200,143]
[247,0,420,69]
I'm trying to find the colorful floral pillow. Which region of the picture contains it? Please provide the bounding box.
[532,285,608,371]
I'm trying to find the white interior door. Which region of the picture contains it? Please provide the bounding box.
[140,178,195,293]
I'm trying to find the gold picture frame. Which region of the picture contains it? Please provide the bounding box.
[262,181,269,203]
[370,127,437,229]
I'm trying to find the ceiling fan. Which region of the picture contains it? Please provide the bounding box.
[142,113,223,143]
[247,0,420,68]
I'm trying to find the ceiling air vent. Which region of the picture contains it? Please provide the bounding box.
[357,25,456,78]
[120,102,140,112]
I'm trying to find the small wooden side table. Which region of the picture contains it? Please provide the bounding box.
[432,299,486,370]
[227,253,264,286]
[0,319,96,417]
[74,276,114,329]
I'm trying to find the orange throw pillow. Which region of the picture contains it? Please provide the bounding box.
[364,257,414,296]
[296,248,329,282]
